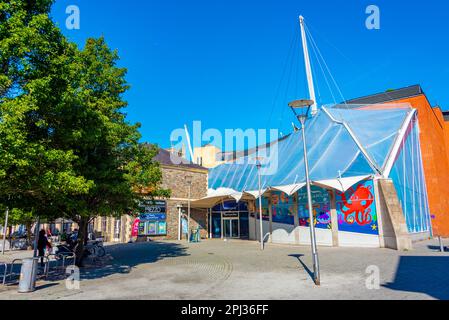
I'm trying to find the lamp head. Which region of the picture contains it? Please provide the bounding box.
[288,99,314,109]
[288,99,315,122]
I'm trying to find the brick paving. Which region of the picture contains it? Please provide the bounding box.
[1,238,448,300]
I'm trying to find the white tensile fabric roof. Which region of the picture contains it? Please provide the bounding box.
[192,104,417,208]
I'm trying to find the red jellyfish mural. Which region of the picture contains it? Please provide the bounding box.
[338,183,374,226]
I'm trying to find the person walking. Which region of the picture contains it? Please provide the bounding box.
[37,230,51,267]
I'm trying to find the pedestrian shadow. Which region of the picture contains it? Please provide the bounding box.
[382,256,449,300]
[35,283,59,290]
[288,254,314,282]
[78,241,189,281]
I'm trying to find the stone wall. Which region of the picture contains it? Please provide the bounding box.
[161,165,208,200]
[92,164,209,242]
[154,199,209,240]
[377,179,412,251]
[92,215,134,243]
[160,165,208,240]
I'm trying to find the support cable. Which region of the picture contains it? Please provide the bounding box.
[266,24,300,129]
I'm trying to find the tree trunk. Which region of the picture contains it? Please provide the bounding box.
[26,221,32,249]
[8,226,12,248]
[75,216,90,267]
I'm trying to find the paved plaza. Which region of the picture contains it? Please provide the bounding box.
[1,238,448,300]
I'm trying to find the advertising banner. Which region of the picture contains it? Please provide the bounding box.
[131,218,140,237]
[137,200,168,236]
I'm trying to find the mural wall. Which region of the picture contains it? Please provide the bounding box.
[297,186,332,230]
[254,196,270,221]
[336,180,379,235]
[271,192,295,225]
[254,187,332,230]
[253,180,379,236]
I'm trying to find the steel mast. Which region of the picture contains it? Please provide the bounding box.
[299,16,317,116]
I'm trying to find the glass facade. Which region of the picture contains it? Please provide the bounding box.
[389,117,431,234]
[208,106,431,239]
[211,200,249,239]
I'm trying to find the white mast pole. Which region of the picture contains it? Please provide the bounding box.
[184,124,196,164]
[299,15,317,116]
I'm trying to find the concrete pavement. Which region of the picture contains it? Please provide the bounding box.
[1,238,448,300]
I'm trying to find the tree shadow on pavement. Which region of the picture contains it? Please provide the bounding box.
[382,256,449,300]
[78,241,189,281]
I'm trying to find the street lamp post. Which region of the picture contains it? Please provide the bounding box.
[177,204,182,241]
[256,159,264,250]
[33,216,40,258]
[186,176,192,242]
[289,99,320,286]
[1,207,9,255]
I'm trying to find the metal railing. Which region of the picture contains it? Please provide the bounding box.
[39,256,50,279]
[1,262,6,285]
[1,253,72,286]
[7,258,23,284]
[48,252,76,269]
[61,253,75,269]
[0,250,79,287]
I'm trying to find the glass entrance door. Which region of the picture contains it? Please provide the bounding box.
[223,218,239,238]
[231,219,239,238]
[224,219,231,238]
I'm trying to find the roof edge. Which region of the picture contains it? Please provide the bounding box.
[382,109,418,178]
[345,85,424,105]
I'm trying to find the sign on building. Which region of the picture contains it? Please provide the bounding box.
[137,200,167,236]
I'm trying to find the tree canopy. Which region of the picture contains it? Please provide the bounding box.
[0,0,170,262]
[1,0,92,211]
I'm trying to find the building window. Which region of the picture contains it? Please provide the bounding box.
[88,221,94,234]
[63,223,72,233]
[49,223,57,235]
[101,217,107,232]
[114,218,121,240]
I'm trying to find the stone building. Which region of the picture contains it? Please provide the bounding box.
[93,148,208,243]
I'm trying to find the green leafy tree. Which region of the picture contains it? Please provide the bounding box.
[0,0,93,213]
[1,1,170,265]
[53,37,170,265]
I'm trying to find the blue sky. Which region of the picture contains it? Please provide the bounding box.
[51,0,449,150]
